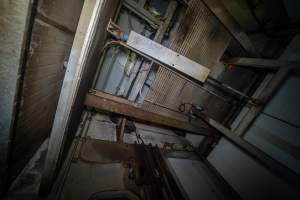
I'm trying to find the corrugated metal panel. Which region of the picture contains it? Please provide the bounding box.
[143,0,231,121]
[11,0,84,180]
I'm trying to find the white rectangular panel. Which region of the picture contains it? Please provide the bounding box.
[126,31,210,82]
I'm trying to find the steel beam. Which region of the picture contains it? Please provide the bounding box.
[84,90,211,136]
[223,57,300,70]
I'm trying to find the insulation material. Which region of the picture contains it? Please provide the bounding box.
[142,0,231,121]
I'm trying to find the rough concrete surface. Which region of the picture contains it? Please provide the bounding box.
[0,0,31,195]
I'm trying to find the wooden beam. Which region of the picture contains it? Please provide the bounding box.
[91,89,138,107]
[223,57,300,70]
[84,90,211,136]
[202,116,300,190]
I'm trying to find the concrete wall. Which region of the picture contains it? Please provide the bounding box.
[0,0,31,194]
[11,0,85,182]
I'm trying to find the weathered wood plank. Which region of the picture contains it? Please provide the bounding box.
[84,90,211,136]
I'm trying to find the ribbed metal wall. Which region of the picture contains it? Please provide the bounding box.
[143,0,231,122]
